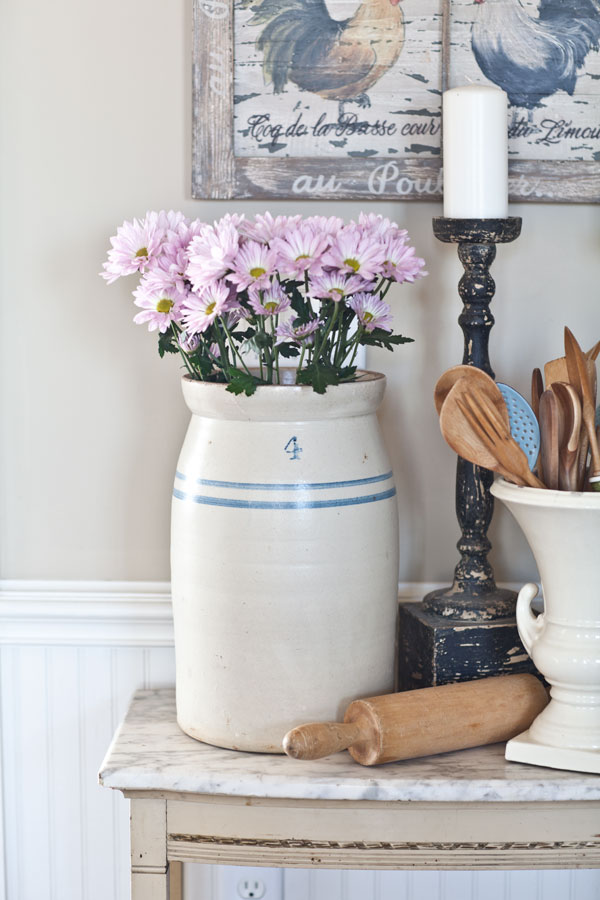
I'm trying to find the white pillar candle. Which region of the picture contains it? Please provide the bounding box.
[442,84,508,219]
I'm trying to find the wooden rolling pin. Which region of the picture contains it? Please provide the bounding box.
[283,674,548,766]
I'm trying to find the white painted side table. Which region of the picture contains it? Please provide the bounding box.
[99,689,600,900]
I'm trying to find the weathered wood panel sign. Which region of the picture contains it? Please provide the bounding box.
[192,0,600,201]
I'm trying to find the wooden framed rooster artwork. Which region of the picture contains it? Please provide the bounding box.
[192,0,600,201]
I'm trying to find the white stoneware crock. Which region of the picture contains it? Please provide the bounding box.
[491,477,600,773]
[170,371,399,753]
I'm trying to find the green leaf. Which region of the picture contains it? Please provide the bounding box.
[226,369,259,397]
[360,330,414,351]
[158,329,179,358]
[191,353,215,380]
[253,330,272,350]
[289,288,312,324]
[277,343,300,359]
[296,362,342,394]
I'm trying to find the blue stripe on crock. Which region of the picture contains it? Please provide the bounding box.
[172,487,396,510]
[174,471,393,491]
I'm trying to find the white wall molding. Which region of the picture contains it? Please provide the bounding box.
[0,580,534,647]
[0,580,173,646]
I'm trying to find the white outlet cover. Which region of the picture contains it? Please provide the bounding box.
[217,865,283,900]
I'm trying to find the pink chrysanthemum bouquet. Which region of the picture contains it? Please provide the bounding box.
[101,210,426,394]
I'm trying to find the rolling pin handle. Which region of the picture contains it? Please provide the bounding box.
[283,721,363,760]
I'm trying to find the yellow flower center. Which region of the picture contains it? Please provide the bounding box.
[363,311,374,323]
[205,301,216,316]
[332,287,344,295]
[250,266,266,278]
[156,298,174,313]
[135,247,148,258]
[344,257,360,272]
[295,254,310,261]
[264,301,278,313]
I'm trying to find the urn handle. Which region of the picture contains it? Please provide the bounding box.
[515,583,545,656]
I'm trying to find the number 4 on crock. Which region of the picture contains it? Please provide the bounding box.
[284,436,302,461]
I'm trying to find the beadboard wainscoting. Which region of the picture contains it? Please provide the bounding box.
[0,581,598,900]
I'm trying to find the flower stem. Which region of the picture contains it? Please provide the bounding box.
[170,323,199,379]
[220,317,253,377]
[312,302,340,363]
[270,316,281,384]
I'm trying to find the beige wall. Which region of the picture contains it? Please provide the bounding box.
[1,0,599,582]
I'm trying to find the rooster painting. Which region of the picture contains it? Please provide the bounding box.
[472,0,600,108]
[243,0,405,110]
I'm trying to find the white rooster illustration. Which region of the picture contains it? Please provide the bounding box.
[472,0,600,108]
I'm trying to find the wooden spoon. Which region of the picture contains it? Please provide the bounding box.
[551,382,581,491]
[564,327,600,488]
[439,378,526,484]
[434,364,508,421]
[539,389,561,490]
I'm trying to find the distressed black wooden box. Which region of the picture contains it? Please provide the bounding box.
[397,602,537,691]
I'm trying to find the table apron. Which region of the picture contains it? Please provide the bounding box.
[158,796,600,870]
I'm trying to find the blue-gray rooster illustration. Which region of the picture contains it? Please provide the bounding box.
[241,0,405,108]
[472,0,600,108]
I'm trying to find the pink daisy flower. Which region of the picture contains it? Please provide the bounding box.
[271,224,331,279]
[380,233,427,283]
[240,212,302,243]
[309,271,373,302]
[322,228,386,281]
[218,213,246,230]
[304,215,344,237]
[226,240,278,292]
[223,305,248,329]
[358,212,407,240]
[186,220,240,289]
[154,209,189,235]
[179,331,201,353]
[275,317,320,346]
[132,281,183,333]
[182,281,230,334]
[348,293,393,333]
[248,280,291,317]
[100,213,165,283]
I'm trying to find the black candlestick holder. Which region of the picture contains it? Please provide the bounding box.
[397,216,534,690]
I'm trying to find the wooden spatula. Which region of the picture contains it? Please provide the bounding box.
[439,379,527,483]
[564,327,600,489]
[456,391,545,488]
[544,339,600,388]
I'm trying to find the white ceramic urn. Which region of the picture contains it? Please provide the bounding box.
[170,371,399,753]
[491,477,600,773]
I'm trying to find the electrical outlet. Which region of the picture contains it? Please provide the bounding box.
[237,877,265,899]
[217,865,283,900]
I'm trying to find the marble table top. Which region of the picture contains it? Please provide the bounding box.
[99,689,600,803]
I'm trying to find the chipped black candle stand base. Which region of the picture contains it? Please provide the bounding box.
[397,216,535,690]
[397,604,536,691]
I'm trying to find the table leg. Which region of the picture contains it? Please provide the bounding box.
[130,799,182,900]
